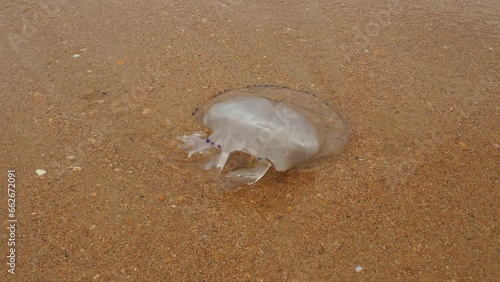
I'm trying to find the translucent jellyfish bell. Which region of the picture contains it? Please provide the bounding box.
[178,86,349,185]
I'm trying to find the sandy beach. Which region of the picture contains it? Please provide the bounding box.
[1,0,499,281]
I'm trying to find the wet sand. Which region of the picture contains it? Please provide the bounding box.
[1,0,499,281]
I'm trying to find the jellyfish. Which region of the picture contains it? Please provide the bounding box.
[178,86,349,184]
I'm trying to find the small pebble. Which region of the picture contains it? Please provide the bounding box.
[72,166,83,172]
[72,54,80,58]
[176,196,185,204]
[158,195,167,202]
[89,225,96,230]
[35,169,47,176]
[67,155,76,160]
[458,142,468,150]
[166,163,180,170]
[355,265,363,272]
[143,108,152,115]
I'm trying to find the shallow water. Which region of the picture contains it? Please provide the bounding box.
[1,0,498,281]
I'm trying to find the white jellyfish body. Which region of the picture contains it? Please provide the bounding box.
[178,86,349,184]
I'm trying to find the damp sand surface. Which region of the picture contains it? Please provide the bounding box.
[1,1,499,280]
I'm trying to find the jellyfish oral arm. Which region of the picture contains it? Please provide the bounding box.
[177,133,213,157]
[227,161,272,184]
[204,151,230,171]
